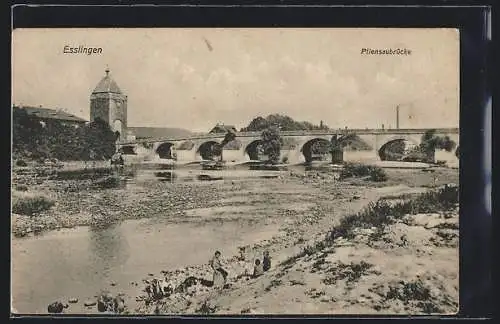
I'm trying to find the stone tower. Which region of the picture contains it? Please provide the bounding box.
[90,68,128,140]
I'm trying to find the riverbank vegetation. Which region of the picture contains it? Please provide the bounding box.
[282,184,458,264]
[378,129,457,163]
[329,184,458,240]
[12,190,55,216]
[241,114,328,132]
[13,107,117,162]
[339,163,388,182]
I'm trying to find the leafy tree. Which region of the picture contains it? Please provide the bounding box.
[419,129,457,163]
[261,125,282,164]
[83,118,118,160]
[12,108,48,160]
[208,130,237,158]
[241,116,268,132]
[242,114,328,132]
[12,108,118,162]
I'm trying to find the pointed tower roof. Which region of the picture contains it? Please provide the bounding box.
[92,68,123,94]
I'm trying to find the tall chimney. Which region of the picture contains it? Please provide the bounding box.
[396,105,400,129]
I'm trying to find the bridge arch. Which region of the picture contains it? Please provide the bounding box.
[378,137,420,161]
[301,138,332,163]
[244,140,264,161]
[156,142,176,159]
[196,140,222,161]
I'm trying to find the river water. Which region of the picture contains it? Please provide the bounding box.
[11,160,429,314]
[11,166,285,314]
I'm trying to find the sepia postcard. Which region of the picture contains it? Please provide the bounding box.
[11,28,459,315]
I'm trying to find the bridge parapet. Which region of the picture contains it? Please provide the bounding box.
[117,127,459,145]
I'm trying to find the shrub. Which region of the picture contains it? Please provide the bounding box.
[321,261,376,286]
[369,167,388,182]
[12,192,55,216]
[261,126,282,164]
[340,162,387,182]
[386,280,431,302]
[15,159,28,167]
[340,162,372,179]
[281,156,289,164]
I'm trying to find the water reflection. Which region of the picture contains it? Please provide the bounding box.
[88,223,131,277]
[154,171,177,182]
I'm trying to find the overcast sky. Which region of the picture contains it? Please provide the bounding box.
[12,28,459,132]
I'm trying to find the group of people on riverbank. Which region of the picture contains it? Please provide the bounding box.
[209,249,272,289]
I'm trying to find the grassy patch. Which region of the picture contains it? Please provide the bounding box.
[279,185,458,275]
[15,159,28,167]
[370,279,452,313]
[340,163,388,182]
[281,240,333,268]
[12,191,55,216]
[265,279,283,292]
[386,280,431,301]
[322,261,378,286]
[330,185,458,240]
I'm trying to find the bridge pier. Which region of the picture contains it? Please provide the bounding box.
[116,128,459,166]
[343,149,380,163]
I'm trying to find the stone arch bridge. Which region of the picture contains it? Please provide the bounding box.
[117,128,459,164]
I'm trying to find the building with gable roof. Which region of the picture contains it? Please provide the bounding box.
[13,105,87,127]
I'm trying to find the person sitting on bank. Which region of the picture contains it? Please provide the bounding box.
[263,250,271,272]
[252,259,264,278]
[209,250,228,288]
[237,247,246,261]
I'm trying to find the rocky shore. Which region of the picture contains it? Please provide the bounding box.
[129,201,458,315]
[11,177,227,237]
[11,165,459,315]
[49,200,456,315]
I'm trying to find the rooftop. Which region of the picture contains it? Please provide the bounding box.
[209,124,237,134]
[92,68,123,94]
[13,105,87,123]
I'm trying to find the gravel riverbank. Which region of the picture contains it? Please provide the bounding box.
[11,166,459,315]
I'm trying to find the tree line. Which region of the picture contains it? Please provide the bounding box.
[13,108,117,162]
[241,114,329,132]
